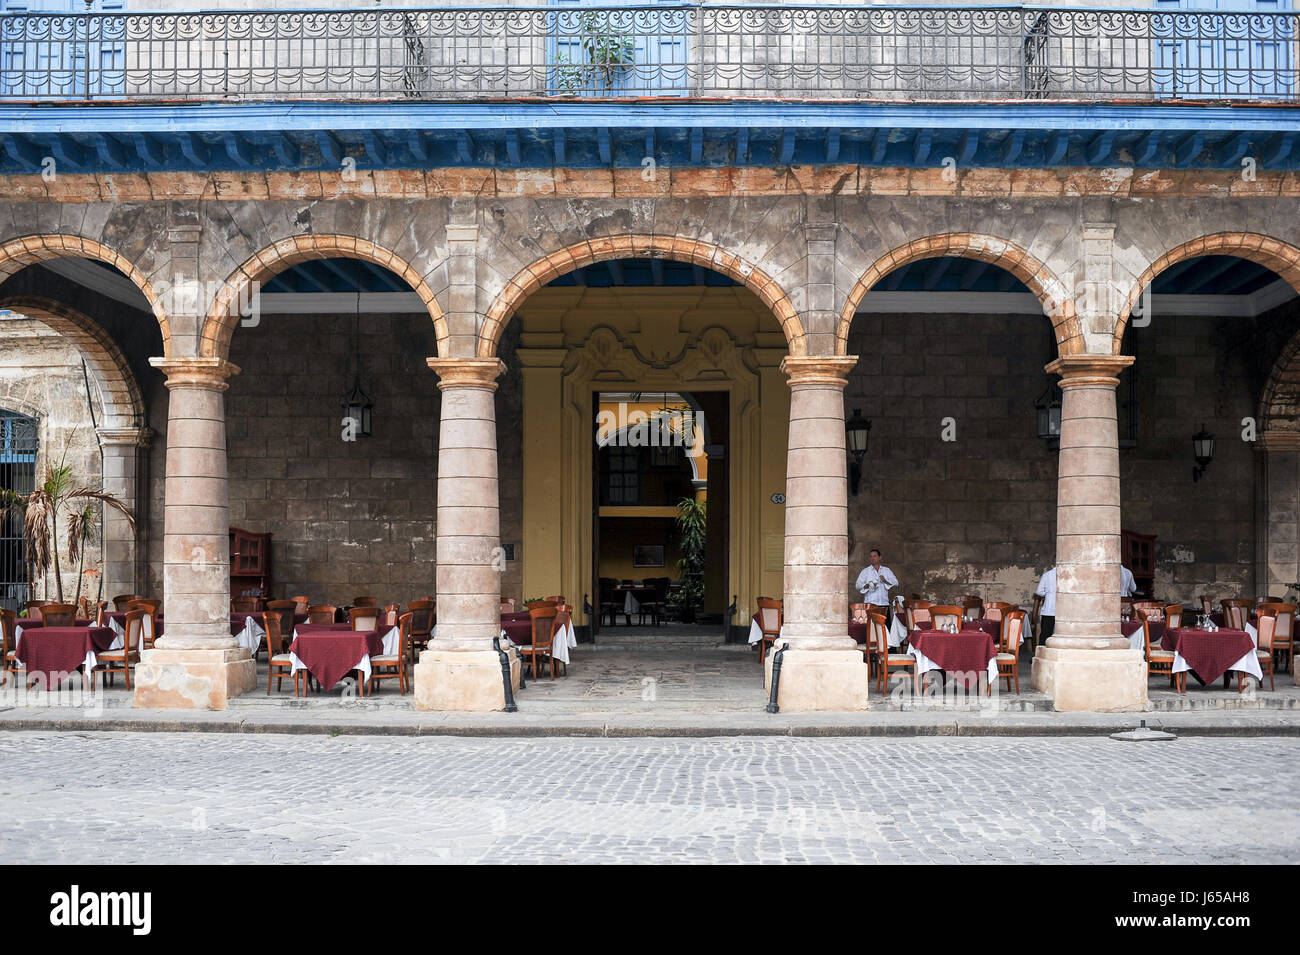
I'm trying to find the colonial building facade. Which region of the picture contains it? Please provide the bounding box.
[2,1,1300,711]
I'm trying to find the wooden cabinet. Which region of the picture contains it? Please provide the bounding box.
[229,527,271,602]
[1121,529,1156,598]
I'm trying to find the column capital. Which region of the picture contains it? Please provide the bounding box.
[1256,429,1300,452]
[149,356,240,391]
[1045,354,1134,388]
[427,357,506,391]
[96,426,154,448]
[780,355,859,387]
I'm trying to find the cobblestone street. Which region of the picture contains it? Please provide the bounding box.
[2,732,1296,864]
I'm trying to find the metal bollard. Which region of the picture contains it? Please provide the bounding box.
[492,636,518,712]
[765,642,790,714]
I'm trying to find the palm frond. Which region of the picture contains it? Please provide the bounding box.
[66,505,95,565]
[66,486,136,533]
[22,491,52,576]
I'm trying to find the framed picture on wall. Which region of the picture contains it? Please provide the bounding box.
[633,545,665,568]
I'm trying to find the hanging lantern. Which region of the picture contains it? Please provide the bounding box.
[341,375,373,438]
[1192,424,1215,482]
[1035,383,1062,444]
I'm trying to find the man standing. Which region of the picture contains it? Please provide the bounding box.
[855,549,899,608]
[1035,566,1057,644]
[1120,564,1138,598]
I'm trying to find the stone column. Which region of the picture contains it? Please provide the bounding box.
[1031,354,1147,711]
[414,357,519,710]
[133,357,256,709]
[764,355,871,710]
[95,426,151,602]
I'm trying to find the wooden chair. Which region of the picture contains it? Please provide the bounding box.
[289,595,311,617]
[902,599,932,631]
[1254,610,1278,692]
[1031,593,1045,651]
[520,604,559,680]
[96,609,143,690]
[873,611,916,695]
[264,609,303,697]
[756,597,783,664]
[995,610,1027,694]
[381,604,401,629]
[851,603,876,669]
[128,599,161,650]
[369,612,412,696]
[961,595,983,621]
[598,577,621,626]
[352,595,378,607]
[263,600,298,659]
[111,594,140,612]
[1138,609,1176,689]
[929,605,964,632]
[553,606,572,677]
[1163,604,1183,629]
[231,596,262,614]
[93,600,108,627]
[1133,600,1163,620]
[41,603,76,627]
[1220,598,1251,631]
[76,596,91,620]
[500,598,515,614]
[1198,594,1215,614]
[349,606,381,632]
[407,599,435,662]
[1258,603,1295,674]
[0,608,20,687]
[307,605,337,625]
[983,601,1015,623]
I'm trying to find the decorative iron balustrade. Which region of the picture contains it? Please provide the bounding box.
[0,4,1295,103]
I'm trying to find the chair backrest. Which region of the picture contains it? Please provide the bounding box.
[961,596,983,620]
[381,604,401,628]
[266,600,297,642]
[352,596,378,608]
[408,598,435,635]
[307,605,337,625]
[349,606,380,631]
[399,612,413,661]
[1163,604,1182,629]
[1198,594,1215,614]
[930,605,964,632]
[123,609,144,652]
[127,600,158,641]
[1256,610,1276,651]
[263,607,283,655]
[76,596,90,620]
[131,597,162,614]
[984,602,1014,622]
[529,604,558,649]
[1260,603,1294,643]
[231,596,262,614]
[500,599,515,614]
[1137,609,1158,661]
[1133,600,1162,618]
[1004,610,1026,656]
[903,599,931,631]
[94,601,107,626]
[42,603,76,627]
[849,602,870,623]
[1220,599,1248,630]
[24,601,47,621]
[112,593,140,611]
[868,612,888,653]
[290,596,311,616]
[756,597,783,635]
[0,608,15,655]
[554,607,573,642]
[1257,595,1282,608]
[546,595,565,604]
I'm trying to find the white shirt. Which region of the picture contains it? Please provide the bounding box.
[855,564,898,605]
[1121,566,1137,598]
[1035,568,1057,617]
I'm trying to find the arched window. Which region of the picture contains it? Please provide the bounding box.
[0,409,37,611]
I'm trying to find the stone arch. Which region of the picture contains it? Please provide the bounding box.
[0,234,170,354]
[200,234,449,360]
[477,235,807,358]
[1116,232,1300,352]
[0,295,145,430]
[836,232,1082,356]
[1259,326,1300,437]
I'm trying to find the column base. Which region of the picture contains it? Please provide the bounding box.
[1031,646,1149,712]
[763,648,871,711]
[413,649,520,712]
[133,648,256,710]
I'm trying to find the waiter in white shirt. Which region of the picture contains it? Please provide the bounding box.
[1035,566,1057,644]
[855,549,899,609]
[1120,565,1138,598]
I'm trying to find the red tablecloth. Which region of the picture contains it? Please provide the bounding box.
[1209,611,1258,629]
[848,622,868,645]
[288,626,384,690]
[18,618,92,629]
[1163,627,1255,684]
[1124,618,1165,645]
[16,626,115,687]
[502,612,534,645]
[909,630,997,689]
[967,618,1001,639]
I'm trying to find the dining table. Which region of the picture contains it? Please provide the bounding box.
[1162,626,1261,687]
[288,623,395,693]
[907,628,999,690]
[500,611,576,665]
[14,624,116,688]
[1122,617,1166,651]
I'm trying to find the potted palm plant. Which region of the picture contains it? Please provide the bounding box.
[668,497,706,623]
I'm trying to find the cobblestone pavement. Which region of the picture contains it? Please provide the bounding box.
[2,732,1297,863]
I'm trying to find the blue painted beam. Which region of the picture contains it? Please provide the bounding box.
[504,128,520,165]
[1086,130,1115,164]
[1002,129,1025,164]
[1265,131,1297,166]
[913,129,931,164]
[362,130,388,165]
[554,127,566,166]
[222,133,254,168]
[1175,131,1205,166]
[4,133,42,170]
[958,130,980,165]
[131,132,165,168]
[179,131,209,166]
[826,127,840,163]
[736,126,749,163]
[691,126,704,164]
[273,132,301,168]
[1046,129,1069,165]
[408,130,428,163]
[779,128,795,164]
[94,133,128,170]
[597,127,611,165]
[1133,130,1160,167]
[456,130,473,164]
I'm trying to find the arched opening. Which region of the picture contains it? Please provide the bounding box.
[1118,245,1300,605]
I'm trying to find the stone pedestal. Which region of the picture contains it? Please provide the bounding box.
[1031,646,1148,711]
[132,647,256,710]
[414,649,520,712]
[764,648,872,711]
[769,356,871,711]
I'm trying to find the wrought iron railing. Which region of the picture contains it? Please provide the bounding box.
[0,4,1295,103]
